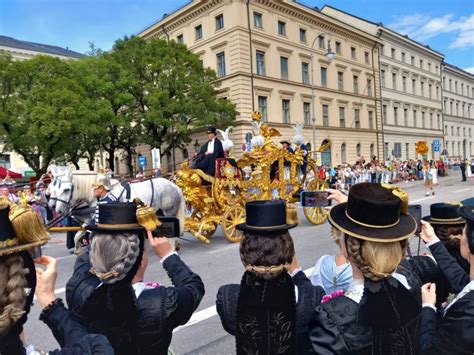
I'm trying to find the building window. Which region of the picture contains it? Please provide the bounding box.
[413,110,417,127]
[166,152,173,173]
[437,114,441,129]
[383,105,387,124]
[402,76,407,92]
[280,56,288,80]
[451,126,454,135]
[282,99,290,123]
[253,12,262,28]
[461,83,464,95]
[401,52,406,62]
[195,24,203,40]
[322,104,329,127]
[365,52,369,64]
[335,41,341,54]
[216,52,226,77]
[302,62,309,84]
[406,143,410,159]
[370,143,375,158]
[367,79,372,96]
[368,111,374,129]
[419,59,423,69]
[299,28,307,42]
[394,143,402,158]
[384,143,389,159]
[303,102,311,125]
[351,47,356,60]
[392,73,397,90]
[356,143,361,156]
[449,79,452,91]
[318,35,325,49]
[404,109,408,126]
[455,81,458,93]
[339,107,345,127]
[278,20,286,36]
[177,34,184,44]
[456,103,459,116]
[353,75,359,94]
[422,112,426,128]
[421,82,425,97]
[321,67,327,87]
[436,86,439,100]
[393,107,398,126]
[256,51,265,75]
[457,127,460,136]
[341,143,347,164]
[391,48,396,59]
[0,154,11,169]
[381,70,385,87]
[470,128,472,137]
[337,71,344,91]
[354,109,361,128]
[429,113,433,128]
[411,56,415,66]
[412,79,416,95]
[428,62,431,72]
[215,14,224,30]
[258,96,267,122]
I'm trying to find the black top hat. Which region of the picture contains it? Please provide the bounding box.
[328,183,416,242]
[207,127,217,134]
[280,140,291,146]
[88,203,146,234]
[422,202,465,224]
[458,206,474,225]
[237,200,298,234]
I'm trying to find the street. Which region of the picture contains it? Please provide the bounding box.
[24,171,473,354]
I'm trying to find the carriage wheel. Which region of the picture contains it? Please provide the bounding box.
[303,179,329,225]
[222,205,245,243]
[191,210,216,240]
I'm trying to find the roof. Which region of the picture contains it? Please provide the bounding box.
[320,4,444,58]
[443,62,474,78]
[137,1,192,36]
[0,35,85,59]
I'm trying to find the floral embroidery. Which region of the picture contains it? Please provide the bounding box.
[322,290,345,303]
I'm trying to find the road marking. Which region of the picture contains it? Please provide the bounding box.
[453,188,471,193]
[411,196,435,203]
[56,254,76,261]
[173,266,315,333]
[207,244,239,254]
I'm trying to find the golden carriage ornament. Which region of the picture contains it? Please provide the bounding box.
[176,112,328,244]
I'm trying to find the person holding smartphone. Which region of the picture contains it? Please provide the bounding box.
[66,202,205,355]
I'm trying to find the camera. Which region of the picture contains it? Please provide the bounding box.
[300,191,331,208]
[151,217,180,238]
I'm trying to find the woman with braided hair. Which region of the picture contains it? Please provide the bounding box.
[216,200,325,354]
[66,202,204,355]
[0,197,113,354]
[309,183,442,354]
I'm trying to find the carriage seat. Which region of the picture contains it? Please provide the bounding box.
[215,158,240,179]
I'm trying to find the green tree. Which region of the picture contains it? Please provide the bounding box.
[0,55,93,176]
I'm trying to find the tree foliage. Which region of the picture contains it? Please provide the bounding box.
[0,36,237,176]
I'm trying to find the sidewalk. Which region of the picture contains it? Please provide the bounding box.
[394,170,463,189]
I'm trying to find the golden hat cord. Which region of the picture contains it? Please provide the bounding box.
[381,183,409,215]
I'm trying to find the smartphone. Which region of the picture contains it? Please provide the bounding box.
[152,216,180,238]
[300,191,331,208]
[408,204,422,234]
[27,246,42,259]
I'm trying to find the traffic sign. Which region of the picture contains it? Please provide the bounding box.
[138,156,147,167]
[23,171,36,177]
[433,146,440,152]
[433,140,440,147]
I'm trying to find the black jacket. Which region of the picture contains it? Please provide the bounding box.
[216,271,325,355]
[195,138,225,176]
[309,256,440,354]
[66,251,205,355]
[0,299,113,355]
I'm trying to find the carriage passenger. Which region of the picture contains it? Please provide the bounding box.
[193,127,225,177]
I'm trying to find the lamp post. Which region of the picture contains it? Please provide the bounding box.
[311,35,334,161]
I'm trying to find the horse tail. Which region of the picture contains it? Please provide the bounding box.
[176,188,185,236]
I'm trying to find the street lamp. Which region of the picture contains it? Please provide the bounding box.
[311,35,334,161]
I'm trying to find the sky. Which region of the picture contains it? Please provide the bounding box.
[1,0,473,72]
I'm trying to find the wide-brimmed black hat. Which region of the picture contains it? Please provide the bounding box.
[280,140,291,146]
[237,200,298,234]
[458,206,474,225]
[88,203,146,234]
[207,127,217,134]
[423,202,464,224]
[328,183,416,242]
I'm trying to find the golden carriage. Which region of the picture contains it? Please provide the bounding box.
[176,112,328,244]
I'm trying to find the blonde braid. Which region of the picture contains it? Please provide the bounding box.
[346,236,407,282]
[0,254,28,335]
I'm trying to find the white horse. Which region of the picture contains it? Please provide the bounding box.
[47,166,185,235]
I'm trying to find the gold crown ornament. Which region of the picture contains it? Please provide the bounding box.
[134,198,161,231]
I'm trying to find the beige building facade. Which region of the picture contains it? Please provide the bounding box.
[321,6,445,162]
[139,0,384,171]
[442,63,474,159]
[0,35,84,175]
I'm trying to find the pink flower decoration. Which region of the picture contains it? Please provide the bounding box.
[321,290,345,303]
[145,282,161,288]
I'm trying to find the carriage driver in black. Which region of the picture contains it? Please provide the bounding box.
[193,127,225,176]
